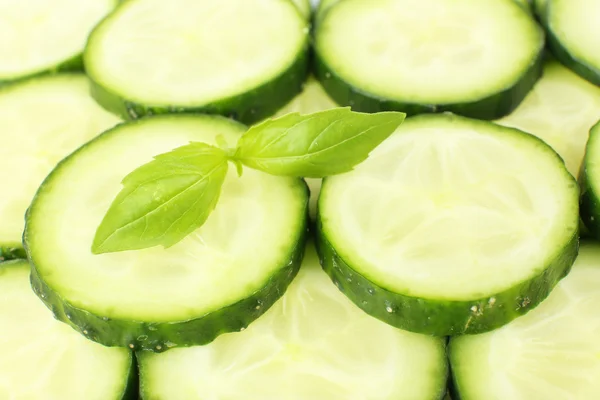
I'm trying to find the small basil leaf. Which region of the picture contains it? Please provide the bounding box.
[234,108,405,178]
[92,142,228,254]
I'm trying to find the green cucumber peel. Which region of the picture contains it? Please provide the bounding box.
[93,108,405,254]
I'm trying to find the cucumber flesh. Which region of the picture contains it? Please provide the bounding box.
[25,115,308,351]
[85,0,309,124]
[290,0,311,18]
[0,74,121,259]
[139,243,448,400]
[314,0,543,119]
[317,114,579,335]
[0,260,134,399]
[0,0,116,84]
[450,242,600,400]
[538,0,600,86]
[496,60,600,177]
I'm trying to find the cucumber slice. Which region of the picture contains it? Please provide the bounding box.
[0,260,135,399]
[139,243,448,400]
[496,60,600,177]
[450,242,600,400]
[271,77,338,219]
[24,115,308,351]
[85,0,309,125]
[0,74,121,261]
[317,114,579,336]
[0,0,117,85]
[314,0,544,120]
[537,0,600,86]
[580,122,600,239]
[273,77,338,118]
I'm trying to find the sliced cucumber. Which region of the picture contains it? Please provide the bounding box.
[139,242,448,400]
[0,74,121,261]
[0,0,117,85]
[537,0,600,86]
[314,0,544,119]
[450,242,600,400]
[317,114,579,336]
[580,121,600,239]
[25,115,308,351]
[85,0,309,125]
[271,76,338,219]
[496,60,600,177]
[0,260,135,399]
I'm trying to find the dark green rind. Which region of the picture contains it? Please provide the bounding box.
[313,50,543,120]
[28,212,308,352]
[580,122,600,238]
[120,353,139,400]
[0,54,84,90]
[0,246,26,261]
[87,46,309,126]
[536,2,600,86]
[315,216,579,336]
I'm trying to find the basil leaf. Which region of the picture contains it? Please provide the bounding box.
[92,142,228,254]
[234,108,405,178]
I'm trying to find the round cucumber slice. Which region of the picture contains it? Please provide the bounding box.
[0,74,121,261]
[580,121,600,238]
[537,0,600,86]
[450,242,600,400]
[25,115,308,351]
[85,0,309,125]
[496,60,600,177]
[0,260,135,399]
[317,114,579,336]
[138,243,448,400]
[0,0,117,85]
[314,0,544,120]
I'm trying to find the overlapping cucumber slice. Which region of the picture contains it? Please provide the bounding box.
[450,242,600,400]
[537,0,600,86]
[25,115,308,351]
[0,0,117,84]
[314,0,544,119]
[497,59,600,177]
[139,243,448,400]
[0,74,121,260]
[580,121,600,238]
[85,0,309,124]
[317,114,579,336]
[0,260,135,399]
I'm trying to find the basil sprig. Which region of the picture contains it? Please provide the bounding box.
[93,108,405,254]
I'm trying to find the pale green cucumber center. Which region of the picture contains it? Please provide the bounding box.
[550,0,600,70]
[321,117,577,300]
[0,75,120,247]
[496,61,600,177]
[317,0,541,103]
[86,0,307,106]
[451,243,600,400]
[28,116,306,322]
[0,263,130,399]
[0,0,115,79]
[140,246,446,400]
[273,78,338,118]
